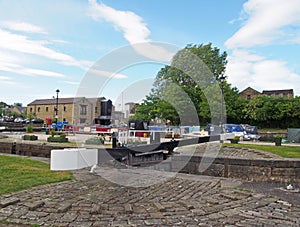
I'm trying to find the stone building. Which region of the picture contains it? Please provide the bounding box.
[239,87,294,100]
[124,102,139,119]
[262,89,294,98]
[27,97,112,125]
[239,87,262,100]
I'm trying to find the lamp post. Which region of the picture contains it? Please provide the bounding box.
[55,89,60,124]
[220,75,226,141]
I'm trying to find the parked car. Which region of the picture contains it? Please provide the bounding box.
[241,124,260,141]
[204,123,260,141]
[21,119,30,124]
[204,124,222,135]
[4,116,14,122]
[31,118,44,124]
[14,117,24,123]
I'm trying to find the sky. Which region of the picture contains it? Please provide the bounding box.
[1,0,300,108]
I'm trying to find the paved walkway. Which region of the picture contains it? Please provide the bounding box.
[1,165,299,226]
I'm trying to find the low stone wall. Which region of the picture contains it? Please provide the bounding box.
[1,141,299,186]
[172,155,300,187]
[0,142,69,158]
[259,132,288,142]
[0,142,15,154]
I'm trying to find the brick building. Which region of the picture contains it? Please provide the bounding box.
[27,97,113,125]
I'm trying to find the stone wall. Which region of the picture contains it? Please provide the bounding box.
[1,141,299,187]
[0,142,69,158]
[259,132,288,142]
[172,155,300,187]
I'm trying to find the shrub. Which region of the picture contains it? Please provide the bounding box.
[47,137,68,143]
[22,134,38,141]
[273,134,284,139]
[229,136,240,144]
[50,130,56,138]
[26,125,33,133]
[85,136,104,145]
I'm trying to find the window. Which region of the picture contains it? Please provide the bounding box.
[80,118,86,124]
[80,105,87,115]
[30,107,33,113]
[247,95,251,100]
[46,107,48,112]
[63,118,66,122]
[64,106,66,112]
[95,107,98,113]
[37,107,40,112]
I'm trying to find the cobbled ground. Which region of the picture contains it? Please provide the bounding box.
[1,164,300,227]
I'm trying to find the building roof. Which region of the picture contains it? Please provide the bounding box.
[27,97,106,105]
[239,87,261,94]
[262,89,294,94]
[12,105,26,113]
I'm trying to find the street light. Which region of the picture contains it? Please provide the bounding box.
[220,75,226,140]
[55,89,60,124]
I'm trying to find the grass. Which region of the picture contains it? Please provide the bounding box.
[0,155,73,195]
[223,143,300,158]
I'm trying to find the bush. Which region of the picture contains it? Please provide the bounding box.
[26,125,33,133]
[22,134,38,141]
[229,136,240,144]
[50,130,56,138]
[47,137,68,143]
[85,136,104,145]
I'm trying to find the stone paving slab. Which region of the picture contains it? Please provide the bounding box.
[0,165,300,226]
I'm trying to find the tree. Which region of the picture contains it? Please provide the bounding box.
[134,43,228,125]
[14,103,23,107]
[242,95,300,128]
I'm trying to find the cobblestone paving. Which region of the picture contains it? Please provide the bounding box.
[1,166,299,226]
[176,143,283,159]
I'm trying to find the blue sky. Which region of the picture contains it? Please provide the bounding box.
[1,0,300,108]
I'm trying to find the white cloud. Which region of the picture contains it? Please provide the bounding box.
[62,80,80,85]
[0,21,47,34]
[0,62,66,78]
[225,0,300,49]
[226,50,300,95]
[0,52,66,78]
[0,28,90,69]
[88,0,150,44]
[0,75,16,85]
[89,69,127,79]
[87,1,174,62]
[0,76,11,80]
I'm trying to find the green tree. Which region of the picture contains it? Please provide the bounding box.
[242,95,300,128]
[134,43,228,125]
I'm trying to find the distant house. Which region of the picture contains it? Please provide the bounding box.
[239,87,262,100]
[262,89,294,98]
[10,105,26,115]
[124,102,139,119]
[240,87,294,100]
[112,110,125,125]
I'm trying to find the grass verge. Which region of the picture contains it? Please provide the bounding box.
[0,155,73,195]
[223,143,300,158]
